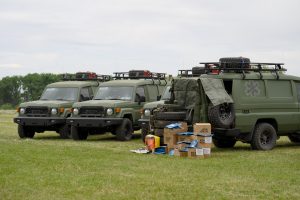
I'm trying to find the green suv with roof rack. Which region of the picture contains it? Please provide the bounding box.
[67,70,167,141]
[14,72,110,139]
[150,57,300,150]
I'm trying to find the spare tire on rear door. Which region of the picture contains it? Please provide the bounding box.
[208,103,235,129]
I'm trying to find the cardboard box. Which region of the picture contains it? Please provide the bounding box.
[196,135,212,148]
[193,123,211,135]
[177,134,196,143]
[163,122,188,148]
[188,148,204,159]
[203,147,211,158]
[174,149,188,157]
[163,131,178,148]
[174,143,188,150]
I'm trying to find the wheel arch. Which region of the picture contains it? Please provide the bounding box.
[255,118,278,132]
[123,114,133,122]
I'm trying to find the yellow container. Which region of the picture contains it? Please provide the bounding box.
[145,134,160,151]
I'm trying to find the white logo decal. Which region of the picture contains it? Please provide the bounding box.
[245,81,260,96]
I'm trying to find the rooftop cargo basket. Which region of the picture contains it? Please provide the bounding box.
[114,70,166,80]
[62,72,111,81]
[192,57,286,79]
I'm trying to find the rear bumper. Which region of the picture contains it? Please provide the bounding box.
[67,117,123,128]
[13,117,65,126]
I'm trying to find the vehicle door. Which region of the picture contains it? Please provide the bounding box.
[133,86,146,122]
[294,82,300,130]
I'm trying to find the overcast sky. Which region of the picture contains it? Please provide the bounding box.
[0,0,299,78]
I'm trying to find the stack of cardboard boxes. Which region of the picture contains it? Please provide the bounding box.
[163,122,212,158]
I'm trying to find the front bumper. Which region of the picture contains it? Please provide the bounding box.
[13,117,66,126]
[138,118,150,126]
[66,117,123,128]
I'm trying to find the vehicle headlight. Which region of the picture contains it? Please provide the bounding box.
[51,108,58,115]
[107,108,113,116]
[73,108,79,115]
[20,108,25,115]
[144,109,151,117]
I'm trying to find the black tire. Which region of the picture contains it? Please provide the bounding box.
[219,57,251,69]
[116,118,133,141]
[251,123,277,150]
[192,67,207,76]
[71,126,88,140]
[213,137,236,148]
[208,103,235,129]
[59,124,71,139]
[18,125,35,139]
[141,125,149,143]
[154,112,186,121]
[288,133,300,143]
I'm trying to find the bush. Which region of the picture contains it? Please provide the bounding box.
[0,103,15,110]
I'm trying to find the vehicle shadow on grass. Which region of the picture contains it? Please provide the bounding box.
[87,133,142,142]
[33,133,142,142]
[213,141,299,153]
[34,134,62,140]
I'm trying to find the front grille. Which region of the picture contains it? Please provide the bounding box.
[79,107,105,117]
[26,107,49,117]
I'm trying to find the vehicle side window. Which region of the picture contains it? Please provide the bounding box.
[146,85,159,101]
[80,87,91,101]
[135,87,146,102]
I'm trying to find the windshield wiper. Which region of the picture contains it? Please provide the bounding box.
[94,98,103,100]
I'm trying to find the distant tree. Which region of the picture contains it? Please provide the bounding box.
[0,76,22,106]
[21,73,60,101]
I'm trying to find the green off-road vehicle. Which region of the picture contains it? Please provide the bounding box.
[150,57,300,150]
[138,69,201,141]
[14,72,110,139]
[67,70,167,141]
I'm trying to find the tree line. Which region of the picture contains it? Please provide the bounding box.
[0,73,61,109]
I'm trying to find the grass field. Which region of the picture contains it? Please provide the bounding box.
[0,110,299,200]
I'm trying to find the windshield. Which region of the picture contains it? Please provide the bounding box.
[95,86,134,101]
[40,87,78,101]
[161,86,171,100]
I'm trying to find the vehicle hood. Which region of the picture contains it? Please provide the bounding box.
[73,100,133,108]
[19,100,74,108]
[143,100,165,109]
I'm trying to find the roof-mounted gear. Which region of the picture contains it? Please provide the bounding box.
[62,72,111,82]
[114,70,166,80]
[198,57,286,79]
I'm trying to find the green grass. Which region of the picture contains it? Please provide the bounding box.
[0,110,299,200]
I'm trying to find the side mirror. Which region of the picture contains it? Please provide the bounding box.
[80,95,90,102]
[157,95,161,101]
[136,94,145,105]
[140,96,146,103]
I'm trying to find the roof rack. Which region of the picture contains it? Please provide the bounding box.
[178,70,194,77]
[198,62,286,80]
[113,70,166,80]
[62,72,111,82]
